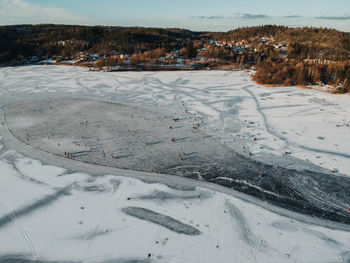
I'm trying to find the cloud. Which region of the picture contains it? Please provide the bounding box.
[316,15,350,21]
[190,15,227,20]
[190,13,350,23]
[282,15,302,18]
[241,14,270,19]
[207,15,226,20]
[0,0,91,25]
[190,13,272,20]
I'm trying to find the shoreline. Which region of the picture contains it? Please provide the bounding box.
[3,62,345,95]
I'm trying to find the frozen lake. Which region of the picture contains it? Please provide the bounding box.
[0,66,349,262]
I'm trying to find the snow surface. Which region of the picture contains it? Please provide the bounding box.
[0,145,349,262]
[0,66,349,262]
[0,66,349,175]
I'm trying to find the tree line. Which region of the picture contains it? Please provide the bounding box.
[1,24,349,92]
[0,24,205,63]
[217,25,350,92]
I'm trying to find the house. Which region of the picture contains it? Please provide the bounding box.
[29,56,38,63]
[260,37,270,43]
[236,40,247,46]
[39,58,57,64]
[89,54,101,61]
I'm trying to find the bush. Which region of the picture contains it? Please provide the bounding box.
[253,61,350,91]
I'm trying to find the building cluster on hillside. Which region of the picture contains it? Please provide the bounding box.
[17,35,290,69]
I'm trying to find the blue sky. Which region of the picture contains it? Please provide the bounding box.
[1,0,350,32]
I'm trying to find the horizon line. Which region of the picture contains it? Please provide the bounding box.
[1,23,349,34]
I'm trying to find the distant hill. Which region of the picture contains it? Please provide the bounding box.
[0,24,349,92]
[1,24,349,63]
[0,24,208,63]
[216,25,350,61]
[215,26,350,92]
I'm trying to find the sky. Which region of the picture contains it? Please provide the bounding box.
[0,0,350,32]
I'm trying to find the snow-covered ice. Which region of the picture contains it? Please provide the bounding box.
[1,66,349,175]
[0,66,349,262]
[0,147,349,263]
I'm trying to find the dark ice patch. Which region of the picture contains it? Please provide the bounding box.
[122,207,201,235]
[0,187,71,229]
[135,189,211,202]
[102,260,154,263]
[226,202,259,246]
[309,98,337,106]
[109,179,121,193]
[74,183,111,193]
[0,254,72,263]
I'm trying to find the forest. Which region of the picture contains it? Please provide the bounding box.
[0,24,205,63]
[217,26,350,93]
[0,24,349,92]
